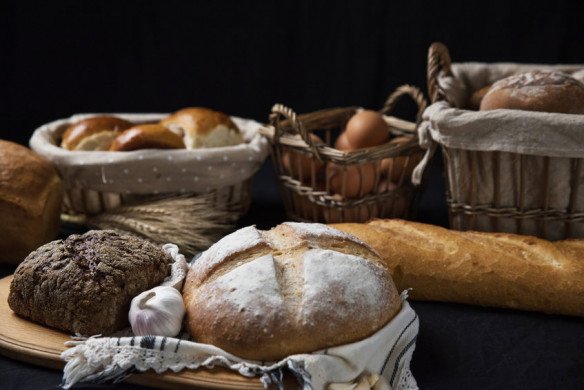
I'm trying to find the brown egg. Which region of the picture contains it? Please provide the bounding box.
[334,132,356,151]
[353,202,379,222]
[468,84,492,110]
[281,134,325,183]
[344,110,389,149]
[291,193,323,221]
[377,180,410,218]
[380,136,424,184]
[323,195,379,223]
[327,163,377,198]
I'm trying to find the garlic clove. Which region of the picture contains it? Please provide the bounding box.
[129,286,185,337]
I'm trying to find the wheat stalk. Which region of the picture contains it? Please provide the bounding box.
[86,194,237,256]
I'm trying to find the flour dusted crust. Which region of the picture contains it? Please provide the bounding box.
[480,71,584,114]
[182,222,400,361]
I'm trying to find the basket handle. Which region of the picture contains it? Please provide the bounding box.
[427,42,453,104]
[270,104,322,160]
[380,84,428,126]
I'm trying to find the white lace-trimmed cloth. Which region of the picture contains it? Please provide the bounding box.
[61,242,418,389]
[61,293,418,390]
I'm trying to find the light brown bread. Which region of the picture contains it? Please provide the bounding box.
[109,124,186,151]
[332,219,584,316]
[182,222,401,361]
[0,140,63,264]
[479,71,584,114]
[60,116,134,150]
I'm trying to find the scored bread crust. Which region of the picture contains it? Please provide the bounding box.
[182,222,401,361]
[333,219,584,317]
[479,71,584,114]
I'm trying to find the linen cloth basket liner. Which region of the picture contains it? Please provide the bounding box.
[29,113,269,216]
[414,62,584,240]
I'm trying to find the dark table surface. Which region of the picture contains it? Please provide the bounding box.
[1,158,584,390]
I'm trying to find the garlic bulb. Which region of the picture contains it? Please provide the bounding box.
[129,286,185,337]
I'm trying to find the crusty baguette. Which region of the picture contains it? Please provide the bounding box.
[332,219,584,316]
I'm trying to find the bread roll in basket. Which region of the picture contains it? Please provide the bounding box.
[417,42,584,240]
[29,113,269,218]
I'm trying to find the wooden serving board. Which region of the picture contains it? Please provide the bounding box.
[0,276,263,389]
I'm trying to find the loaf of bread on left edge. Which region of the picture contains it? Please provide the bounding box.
[0,140,63,265]
[8,230,173,335]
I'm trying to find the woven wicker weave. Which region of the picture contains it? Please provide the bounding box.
[259,85,427,223]
[426,42,584,240]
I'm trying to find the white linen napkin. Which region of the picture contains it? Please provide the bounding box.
[61,243,419,389]
[61,291,418,390]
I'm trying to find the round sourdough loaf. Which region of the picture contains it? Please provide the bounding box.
[480,71,584,114]
[182,222,401,361]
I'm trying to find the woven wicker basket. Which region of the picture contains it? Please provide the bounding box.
[259,85,427,223]
[29,113,268,222]
[424,42,584,240]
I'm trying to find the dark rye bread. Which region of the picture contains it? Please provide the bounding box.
[8,230,173,335]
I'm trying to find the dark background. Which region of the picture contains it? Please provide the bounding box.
[3,1,584,146]
[1,1,584,389]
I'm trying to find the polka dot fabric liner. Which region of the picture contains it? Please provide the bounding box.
[29,113,269,196]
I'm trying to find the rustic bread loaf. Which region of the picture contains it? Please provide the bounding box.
[8,230,173,335]
[479,71,584,114]
[332,219,584,316]
[0,140,63,264]
[182,222,401,361]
